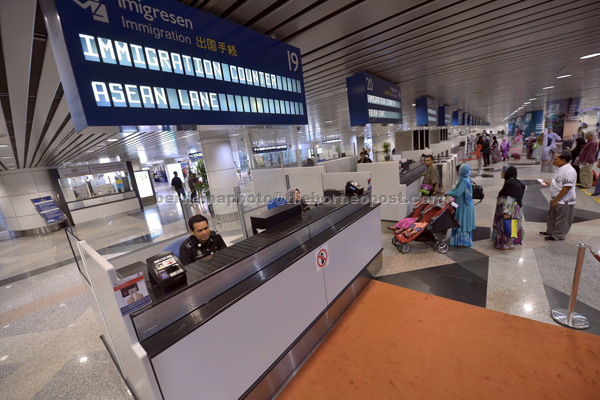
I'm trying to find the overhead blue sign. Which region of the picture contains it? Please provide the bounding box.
[31,197,67,224]
[40,0,307,132]
[415,96,437,126]
[346,72,402,126]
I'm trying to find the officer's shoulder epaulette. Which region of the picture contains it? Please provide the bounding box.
[184,236,199,249]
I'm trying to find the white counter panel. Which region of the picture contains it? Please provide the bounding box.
[71,198,140,224]
[152,244,329,400]
[322,207,381,303]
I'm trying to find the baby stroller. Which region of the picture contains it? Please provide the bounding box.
[391,197,460,254]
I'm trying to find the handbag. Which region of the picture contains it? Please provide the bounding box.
[503,219,518,238]
[420,183,433,195]
[471,182,484,204]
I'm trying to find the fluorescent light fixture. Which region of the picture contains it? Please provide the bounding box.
[325,120,333,123]
[556,74,571,79]
[543,86,554,90]
[529,98,537,101]
[107,138,118,142]
[535,93,544,96]
[0,145,7,148]
[580,53,600,59]
[1,156,11,159]
[524,102,531,105]
[411,104,416,106]
[4,164,14,166]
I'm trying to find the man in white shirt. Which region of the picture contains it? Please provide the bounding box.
[542,127,562,163]
[540,151,577,241]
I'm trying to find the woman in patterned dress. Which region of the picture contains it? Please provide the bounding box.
[491,166,526,250]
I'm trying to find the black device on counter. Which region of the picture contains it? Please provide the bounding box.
[146,251,187,292]
[345,181,364,197]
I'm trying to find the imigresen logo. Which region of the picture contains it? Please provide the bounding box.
[72,0,109,23]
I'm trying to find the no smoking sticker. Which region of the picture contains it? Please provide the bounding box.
[315,244,329,272]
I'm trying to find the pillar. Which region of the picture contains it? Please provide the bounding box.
[0,169,65,236]
[200,137,239,222]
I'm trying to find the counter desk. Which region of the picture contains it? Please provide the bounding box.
[74,197,383,400]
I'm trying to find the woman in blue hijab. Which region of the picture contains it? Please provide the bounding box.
[444,164,476,246]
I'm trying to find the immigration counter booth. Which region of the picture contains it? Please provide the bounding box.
[67,195,383,399]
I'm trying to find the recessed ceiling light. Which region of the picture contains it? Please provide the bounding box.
[580,53,600,59]
[107,138,118,142]
[556,74,572,79]
[542,86,554,90]
[529,98,537,101]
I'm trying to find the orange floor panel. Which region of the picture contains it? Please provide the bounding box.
[278,280,600,400]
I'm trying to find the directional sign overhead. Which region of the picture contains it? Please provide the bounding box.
[40,0,308,132]
[346,72,402,127]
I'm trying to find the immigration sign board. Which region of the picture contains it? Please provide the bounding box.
[40,0,308,131]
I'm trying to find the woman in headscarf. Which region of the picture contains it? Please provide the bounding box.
[500,138,510,161]
[443,164,476,247]
[286,188,310,212]
[492,166,526,250]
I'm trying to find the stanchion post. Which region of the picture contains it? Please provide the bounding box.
[551,243,590,330]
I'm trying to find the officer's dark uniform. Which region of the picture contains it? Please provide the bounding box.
[179,231,227,266]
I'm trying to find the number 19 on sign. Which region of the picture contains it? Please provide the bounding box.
[287,50,299,72]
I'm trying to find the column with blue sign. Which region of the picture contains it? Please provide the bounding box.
[415,96,437,126]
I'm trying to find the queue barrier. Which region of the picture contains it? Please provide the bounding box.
[551,243,600,330]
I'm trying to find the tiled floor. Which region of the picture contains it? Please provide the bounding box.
[0,158,599,399]
[377,159,600,334]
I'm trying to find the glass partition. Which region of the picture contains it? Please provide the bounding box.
[65,227,87,283]
[59,170,133,202]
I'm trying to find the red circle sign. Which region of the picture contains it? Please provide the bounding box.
[317,249,328,268]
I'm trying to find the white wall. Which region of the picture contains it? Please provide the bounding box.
[252,168,287,198]
[283,166,325,198]
[0,169,60,231]
[319,156,358,173]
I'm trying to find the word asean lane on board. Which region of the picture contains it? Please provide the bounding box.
[40,0,308,132]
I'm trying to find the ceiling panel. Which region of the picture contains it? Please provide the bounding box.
[0,0,599,169]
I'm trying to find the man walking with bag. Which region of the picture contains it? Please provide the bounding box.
[540,151,577,241]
